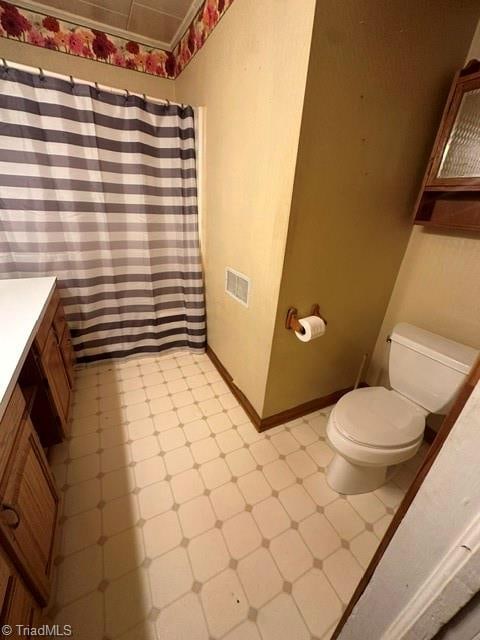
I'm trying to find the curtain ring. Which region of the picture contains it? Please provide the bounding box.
[1,58,9,73]
[70,75,75,90]
[125,89,130,102]
[39,67,45,81]
[142,93,146,103]
[95,81,100,96]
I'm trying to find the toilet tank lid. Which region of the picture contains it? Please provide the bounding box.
[391,323,478,375]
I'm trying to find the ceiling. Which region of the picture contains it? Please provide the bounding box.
[21,0,202,49]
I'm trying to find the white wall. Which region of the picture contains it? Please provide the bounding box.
[338,381,480,639]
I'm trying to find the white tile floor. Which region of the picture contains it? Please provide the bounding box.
[48,350,427,640]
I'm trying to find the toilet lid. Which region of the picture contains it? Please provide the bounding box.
[334,387,425,449]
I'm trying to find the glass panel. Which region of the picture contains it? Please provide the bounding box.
[438,88,480,178]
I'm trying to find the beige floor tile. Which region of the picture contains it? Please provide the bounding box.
[188,528,230,582]
[347,492,387,523]
[237,470,272,505]
[191,437,220,464]
[289,422,318,446]
[149,547,193,608]
[177,403,203,423]
[130,435,160,462]
[216,429,244,454]
[207,411,233,434]
[222,512,262,559]
[350,530,379,569]
[178,495,215,538]
[101,444,131,473]
[171,390,195,408]
[305,413,328,437]
[105,567,151,637]
[303,472,338,506]
[285,450,317,479]
[299,513,341,560]
[225,448,257,477]
[134,455,166,488]
[374,513,393,538]
[102,466,136,501]
[306,440,334,467]
[70,413,100,437]
[128,417,155,441]
[159,426,186,452]
[192,384,215,402]
[201,569,248,638]
[270,529,312,582]
[270,431,300,456]
[323,548,364,603]
[237,422,263,445]
[138,480,173,519]
[374,481,405,508]
[67,453,100,485]
[117,620,157,640]
[143,511,182,558]
[238,548,283,607]
[210,483,245,521]
[227,405,250,425]
[55,544,103,605]
[324,499,365,540]
[100,424,129,450]
[199,397,223,417]
[153,410,180,432]
[219,393,239,411]
[61,509,101,555]
[278,484,316,522]
[183,418,210,442]
[54,591,104,640]
[69,432,100,459]
[102,493,139,536]
[171,468,205,504]
[156,592,209,640]
[199,457,231,489]
[149,396,174,415]
[167,378,189,394]
[164,447,194,475]
[224,621,262,640]
[121,388,147,407]
[185,373,208,389]
[250,440,279,466]
[257,593,310,640]
[292,569,342,637]
[252,497,290,539]
[63,478,101,517]
[263,460,296,491]
[145,382,169,400]
[104,526,145,580]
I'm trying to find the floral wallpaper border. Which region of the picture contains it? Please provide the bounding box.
[0,0,234,79]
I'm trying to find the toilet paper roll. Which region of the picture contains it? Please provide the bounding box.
[295,315,326,342]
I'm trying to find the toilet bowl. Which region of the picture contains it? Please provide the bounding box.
[325,323,478,495]
[326,387,425,494]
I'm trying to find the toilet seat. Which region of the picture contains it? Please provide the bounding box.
[334,387,426,449]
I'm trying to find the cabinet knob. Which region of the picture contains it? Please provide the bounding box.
[0,503,20,529]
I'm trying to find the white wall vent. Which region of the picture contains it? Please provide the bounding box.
[225,267,250,307]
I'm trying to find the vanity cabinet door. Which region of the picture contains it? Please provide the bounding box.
[0,415,59,606]
[41,328,71,430]
[59,326,75,389]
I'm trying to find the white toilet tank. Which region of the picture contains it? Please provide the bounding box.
[389,323,478,413]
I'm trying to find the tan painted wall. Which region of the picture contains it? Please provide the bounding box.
[262,0,479,418]
[175,0,316,413]
[0,38,175,99]
[368,19,480,387]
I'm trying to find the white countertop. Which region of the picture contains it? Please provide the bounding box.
[0,277,57,421]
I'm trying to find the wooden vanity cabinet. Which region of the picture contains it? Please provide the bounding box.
[0,550,42,635]
[0,386,59,607]
[30,288,75,446]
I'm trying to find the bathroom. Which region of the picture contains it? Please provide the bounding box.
[0,0,480,638]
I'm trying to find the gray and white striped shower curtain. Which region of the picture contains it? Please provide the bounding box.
[0,67,205,362]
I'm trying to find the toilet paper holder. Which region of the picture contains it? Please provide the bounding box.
[285,304,327,333]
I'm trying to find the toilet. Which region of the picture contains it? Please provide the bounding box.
[326,323,478,495]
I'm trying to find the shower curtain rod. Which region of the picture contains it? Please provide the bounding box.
[0,57,186,108]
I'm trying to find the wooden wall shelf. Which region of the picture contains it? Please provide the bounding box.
[413,59,480,232]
